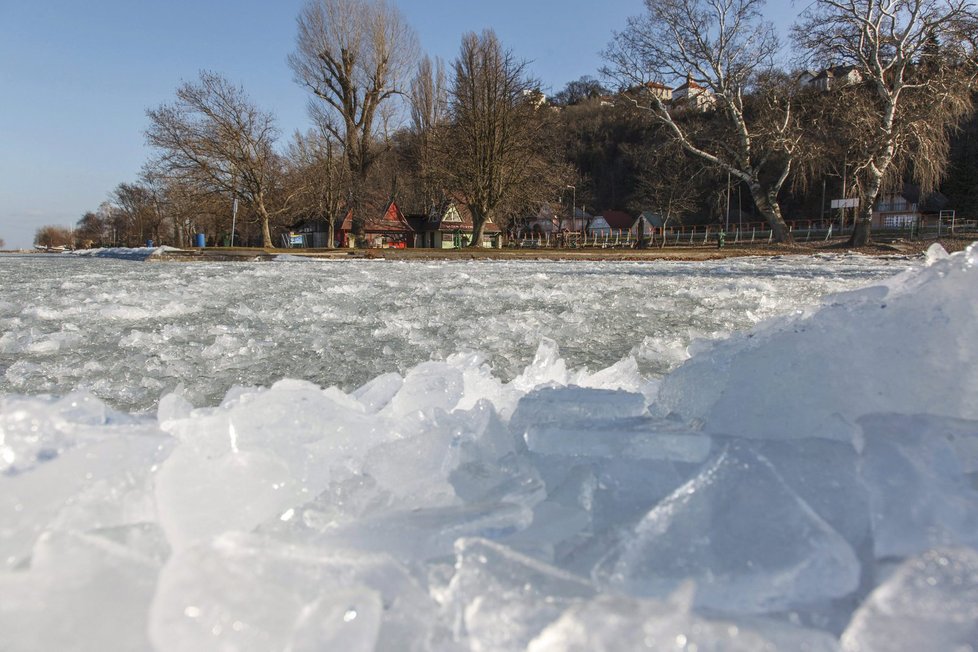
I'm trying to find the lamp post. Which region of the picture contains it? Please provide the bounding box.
[565,185,576,231]
[230,197,238,247]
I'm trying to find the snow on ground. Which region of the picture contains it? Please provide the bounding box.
[67,246,179,261]
[1,247,977,651]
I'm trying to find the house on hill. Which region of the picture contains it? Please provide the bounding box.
[414,198,503,248]
[337,199,414,248]
[672,75,716,112]
[804,65,862,91]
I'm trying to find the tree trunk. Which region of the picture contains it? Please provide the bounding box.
[468,205,488,248]
[326,216,335,249]
[749,183,793,244]
[849,217,872,247]
[255,197,273,248]
[848,176,882,247]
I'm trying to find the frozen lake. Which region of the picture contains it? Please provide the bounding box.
[0,253,908,412]
[2,248,977,652]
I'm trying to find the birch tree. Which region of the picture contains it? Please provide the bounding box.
[795,0,977,245]
[603,0,799,243]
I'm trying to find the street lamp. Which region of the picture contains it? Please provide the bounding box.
[565,185,576,231]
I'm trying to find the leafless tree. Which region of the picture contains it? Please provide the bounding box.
[603,0,799,242]
[795,0,977,245]
[444,30,564,246]
[286,129,348,248]
[630,142,711,247]
[289,0,419,236]
[409,55,449,212]
[109,181,169,246]
[34,225,74,249]
[146,71,287,247]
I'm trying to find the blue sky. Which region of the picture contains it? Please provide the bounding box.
[0,0,798,249]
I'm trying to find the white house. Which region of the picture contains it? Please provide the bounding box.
[672,75,716,112]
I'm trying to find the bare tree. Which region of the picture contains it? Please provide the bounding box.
[795,0,977,245]
[629,141,711,247]
[146,71,286,247]
[34,226,74,249]
[603,0,799,242]
[286,129,348,248]
[289,0,419,236]
[409,55,449,212]
[444,30,563,246]
[110,181,169,246]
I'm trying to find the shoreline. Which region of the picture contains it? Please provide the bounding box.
[5,236,972,263]
[153,237,970,262]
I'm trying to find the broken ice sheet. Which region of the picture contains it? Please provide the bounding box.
[527,588,840,652]
[446,537,595,651]
[149,532,438,652]
[1,429,172,569]
[0,530,162,652]
[841,547,978,652]
[859,413,978,559]
[593,443,860,615]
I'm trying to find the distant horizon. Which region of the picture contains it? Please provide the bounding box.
[0,0,798,249]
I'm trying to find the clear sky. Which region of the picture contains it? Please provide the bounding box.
[0,0,798,249]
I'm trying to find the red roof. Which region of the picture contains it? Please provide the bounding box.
[339,200,413,233]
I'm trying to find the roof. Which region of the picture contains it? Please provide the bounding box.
[339,199,414,233]
[600,210,635,230]
[674,74,706,92]
[424,197,502,233]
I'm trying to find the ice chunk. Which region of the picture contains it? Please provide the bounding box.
[352,372,403,413]
[594,444,860,614]
[924,242,949,265]
[655,244,978,441]
[0,530,161,652]
[841,547,978,652]
[510,338,570,391]
[302,502,534,563]
[386,361,464,416]
[1,431,171,569]
[749,438,870,552]
[154,444,304,552]
[859,413,978,558]
[149,532,437,652]
[509,386,647,438]
[157,390,193,424]
[524,415,710,463]
[527,590,840,652]
[447,537,595,651]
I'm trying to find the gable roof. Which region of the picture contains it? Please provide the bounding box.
[339,199,414,233]
[600,210,636,230]
[423,196,502,233]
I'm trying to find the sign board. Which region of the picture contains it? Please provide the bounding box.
[831,198,859,209]
[288,233,305,247]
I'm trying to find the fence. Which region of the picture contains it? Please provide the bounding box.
[509,219,978,249]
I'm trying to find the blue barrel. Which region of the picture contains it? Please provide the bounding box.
[146,239,154,248]
[195,233,206,248]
